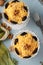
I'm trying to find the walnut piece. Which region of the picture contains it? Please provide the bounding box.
[8,34,13,39]
[0,0,5,6]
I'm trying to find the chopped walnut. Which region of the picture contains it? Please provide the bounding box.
[1,23,7,28]
[6,26,11,31]
[0,0,5,6]
[24,44,31,50]
[8,33,13,39]
[14,10,20,16]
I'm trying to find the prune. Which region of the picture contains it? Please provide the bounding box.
[32,36,37,41]
[20,32,27,36]
[32,48,38,54]
[10,20,18,24]
[23,6,28,12]
[23,55,31,58]
[15,48,20,55]
[5,2,9,8]
[22,16,27,21]
[12,0,19,3]
[14,38,18,45]
[4,13,8,20]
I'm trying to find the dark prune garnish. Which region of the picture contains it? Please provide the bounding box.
[10,20,18,24]
[20,32,27,36]
[15,48,20,55]
[32,36,37,41]
[12,0,19,2]
[23,55,31,58]
[4,13,8,20]
[14,38,18,45]
[22,16,27,21]
[32,48,38,54]
[23,6,28,12]
[5,2,9,8]
[15,0,19,2]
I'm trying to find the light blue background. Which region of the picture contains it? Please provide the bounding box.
[0,0,43,65]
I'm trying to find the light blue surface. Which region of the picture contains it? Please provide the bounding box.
[0,0,43,65]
